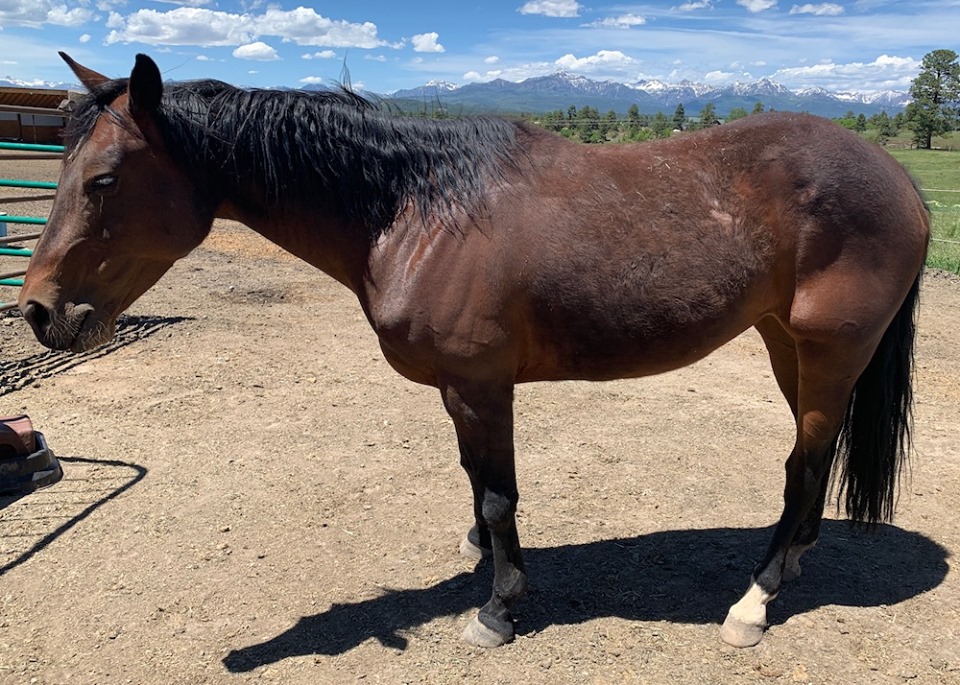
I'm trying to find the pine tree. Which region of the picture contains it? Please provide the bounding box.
[907,49,960,149]
[673,104,686,131]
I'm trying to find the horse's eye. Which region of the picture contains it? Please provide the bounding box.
[85,174,118,194]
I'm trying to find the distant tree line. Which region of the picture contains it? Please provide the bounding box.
[528,100,767,143]
[520,49,959,148]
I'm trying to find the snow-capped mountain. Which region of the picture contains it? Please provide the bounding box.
[0,76,78,90]
[392,71,911,117]
[2,69,912,118]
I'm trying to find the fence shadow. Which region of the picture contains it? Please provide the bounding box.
[0,455,148,575]
[223,520,949,671]
[1,314,191,396]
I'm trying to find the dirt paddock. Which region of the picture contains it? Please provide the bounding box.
[1,154,958,684]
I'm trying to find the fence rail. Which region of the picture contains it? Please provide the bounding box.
[0,142,65,153]
[0,179,58,190]
[0,141,62,311]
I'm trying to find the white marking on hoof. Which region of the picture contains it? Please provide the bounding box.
[462,616,510,648]
[459,536,491,560]
[783,541,817,583]
[720,580,776,648]
[720,612,766,648]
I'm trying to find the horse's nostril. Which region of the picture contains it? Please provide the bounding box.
[21,300,51,334]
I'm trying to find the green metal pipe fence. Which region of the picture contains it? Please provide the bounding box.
[0,179,59,190]
[0,142,65,153]
[0,141,63,311]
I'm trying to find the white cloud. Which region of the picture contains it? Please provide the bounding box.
[79,33,92,43]
[583,13,646,29]
[300,76,325,84]
[47,6,94,26]
[462,62,552,83]
[365,54,387,62]
[105,8,255,45]
[873,54,918,69]
[789,3,844,15]
[555,49,636,72]
[303,50,337,59]
[154,0,213,6]
[256,7,384,47]
[411,32,445,53]
[233,41,279,61]
[704,70,735,81]
[485,56,500,65]
[676,0,713,9]
[518,0,583,18]
[105,6,387,49]
[195,54,212,61]
[772,53,921,91]
[0,0,92,28]
[737,0,777,11]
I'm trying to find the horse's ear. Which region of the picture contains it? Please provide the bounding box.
[59,52,109,90]
[128,54,163,116]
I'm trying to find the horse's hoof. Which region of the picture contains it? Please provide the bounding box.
[459,535,492,560]
[719,612,766,648]
[462,616,512,648]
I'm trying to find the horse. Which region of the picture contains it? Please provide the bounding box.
[19,53,929,650]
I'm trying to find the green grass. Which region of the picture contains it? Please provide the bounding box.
[888,148,960,274]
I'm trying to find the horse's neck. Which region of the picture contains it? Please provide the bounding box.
[216,201,373,295]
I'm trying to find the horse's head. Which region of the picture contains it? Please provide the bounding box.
[20,53,212,352]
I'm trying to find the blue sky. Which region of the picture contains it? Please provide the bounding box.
[1,0,958,94]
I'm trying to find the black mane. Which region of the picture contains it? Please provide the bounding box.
[66,78,524,237]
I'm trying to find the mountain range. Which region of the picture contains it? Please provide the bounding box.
[388,71,911,118]
[1,71,911,119]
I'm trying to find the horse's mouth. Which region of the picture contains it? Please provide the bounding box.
[69,305,116,352]
[21,300,115,353]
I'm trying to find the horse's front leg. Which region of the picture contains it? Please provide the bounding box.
[441,379,527,648]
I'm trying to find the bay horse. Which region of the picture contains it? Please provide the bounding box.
[20,53,929,650]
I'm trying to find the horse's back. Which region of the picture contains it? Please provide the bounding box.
[496,114,928,380]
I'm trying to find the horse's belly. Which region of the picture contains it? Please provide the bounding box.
[517,283,767,382]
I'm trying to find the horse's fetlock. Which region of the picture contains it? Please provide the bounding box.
[481,489,517,528]
[497,567,528,603]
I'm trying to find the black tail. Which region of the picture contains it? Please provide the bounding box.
[833,269,922,526]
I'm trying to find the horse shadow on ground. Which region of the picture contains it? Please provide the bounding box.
[223,520,949,671]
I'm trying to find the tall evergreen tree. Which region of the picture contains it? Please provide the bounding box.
[699,102,718,127]
[673,104,686,131]
[726,107,748,122]
[627,103,641,136]
[907,49,960,149]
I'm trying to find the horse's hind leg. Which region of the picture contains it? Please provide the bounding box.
[720,331,873,648]
[753,317,832,583]
[441,379,527,647]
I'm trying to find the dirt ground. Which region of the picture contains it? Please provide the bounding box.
[0,153,958,685]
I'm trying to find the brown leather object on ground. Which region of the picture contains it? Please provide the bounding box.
[0,415,62,495]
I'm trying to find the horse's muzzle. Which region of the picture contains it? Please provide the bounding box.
[20,299,102,352]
